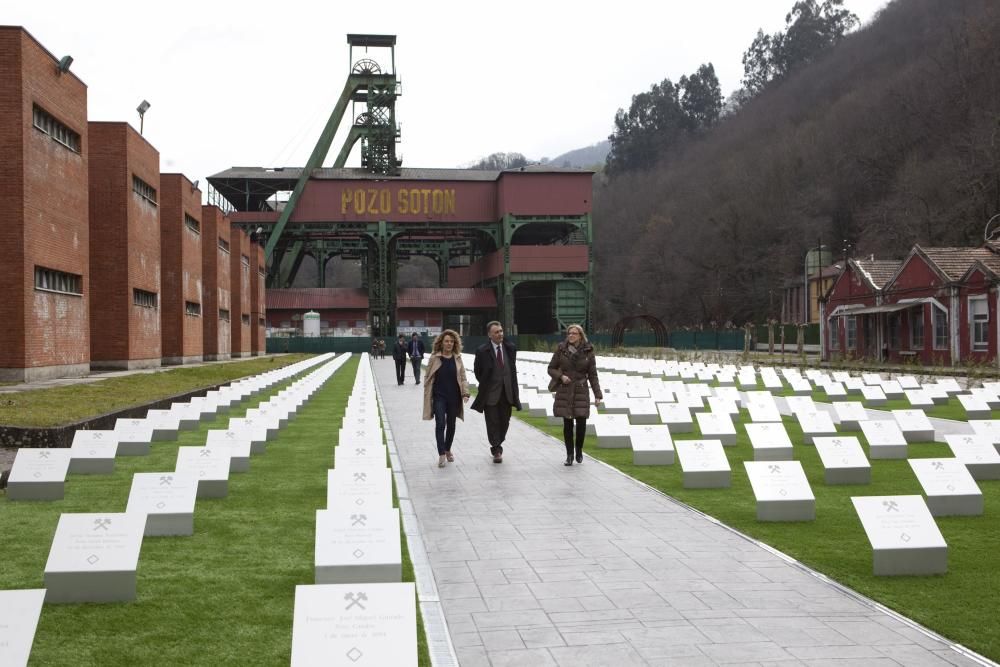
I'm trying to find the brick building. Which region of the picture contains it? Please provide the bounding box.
[159,174,203,364]
[201,205,231,361]
[0,27,90,381]
[230,227,252,357]
[265,288,369,335]
[88,122,161,369]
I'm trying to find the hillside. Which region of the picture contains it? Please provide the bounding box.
[548,140,609,169]
[592,0,1000,328]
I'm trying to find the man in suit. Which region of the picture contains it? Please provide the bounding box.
[471,321,521,463]
[407,333,426,384]
[392,334,408,385]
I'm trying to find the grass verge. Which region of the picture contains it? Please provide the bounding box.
[0,354,314,428]
[0,355,430,666]
[515,408,1000,661]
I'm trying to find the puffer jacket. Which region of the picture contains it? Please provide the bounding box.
[547,341,602,419]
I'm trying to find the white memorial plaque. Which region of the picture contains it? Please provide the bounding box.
[784,396,816,415]
[629,424,674,465]
[334,445,389,468]
[904,389,934,409]
[315,509,401,584]
[226,417,271,452]
[0,589,45,666]
[891,410,935,443]
[175,447,231,498]
[707,396,739,416]
[851,495,947,576]
[290,582,416,667]
[626,398,660,424]
[115,417,168,443]
[204,430,251,473]
[843,377,865,395]
[327,468,393,510]
[958,394,991,420]
[744,461,815,521]
[7,448,72,501]
[860,385,887,406]
[862,372,883,386]
[43,512,145,602]
[675,439,730,488]
[745,394,782,423]
[656,403,693,433]
[745,422,794,461]
[695,411,737,445]
[69,432,117,474]
[908,458,982,516]
[126,472,199,535]
[944,434,1000,480]
[822,382,848,401]
[897,375,920,390]
[590,414,629,448]
[145,409,187,434]
[969,420,1000,452]
[796,410,837,444]
[787,376,813,396]
[813,436,871,485]
[924,383,950,405]
[936,378,962,395]
[860,420,908,459]
[880,380,904,399]
[833,401,868,431]
[338,427,383,447]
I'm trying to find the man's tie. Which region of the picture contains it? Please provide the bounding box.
[495,345,504,369]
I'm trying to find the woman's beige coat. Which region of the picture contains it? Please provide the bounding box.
[422,353,471,420]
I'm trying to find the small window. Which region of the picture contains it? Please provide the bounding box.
[219,309,230,321]
[184,214,200,235]
[828,317,839,350]
[185,301,201,317]
[337,320,348,329]
[241,254,250,269]
[933,306,948,350]
[133,288,158,308]
[259,317,265,326]
[355,320,366,328]
[34,266,82,295]
[910,306,924,349]
[32,105,81,153]
[242,314,251,325]
[888,313,901,349]
[218,237,230,254]
[970,297,989,352]
[132,175,158,206]
[845,316,857,350]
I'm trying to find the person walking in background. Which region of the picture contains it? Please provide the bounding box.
[547,324,602,466]
[378,338,386,359]
[392,334,408,385]
[408,332,426,384]
[422,330,470,467]
[471,321,521,463]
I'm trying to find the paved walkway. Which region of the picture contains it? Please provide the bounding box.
[372,358,989,667]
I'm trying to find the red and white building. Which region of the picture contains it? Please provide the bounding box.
[822,246,1000,365]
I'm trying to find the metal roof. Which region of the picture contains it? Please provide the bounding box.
[347,34,396,47]
[396,288,496,309]
[266,288,369,310]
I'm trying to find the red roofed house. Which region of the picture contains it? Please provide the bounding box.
[822,245,1000,365]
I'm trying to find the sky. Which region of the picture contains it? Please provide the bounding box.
[8,0,889,188]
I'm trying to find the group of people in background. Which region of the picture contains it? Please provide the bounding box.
[384,321,602,468]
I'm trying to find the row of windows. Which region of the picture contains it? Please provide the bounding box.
[32,105,81,153]
[184,214,200,235]
[133,176,158,206]
[134,289,158,308]
[34,266,82,295]
[831,300,989,351]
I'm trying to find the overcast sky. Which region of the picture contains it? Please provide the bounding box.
[9,0,888,186]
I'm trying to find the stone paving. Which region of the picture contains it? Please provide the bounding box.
[372,357,991,667]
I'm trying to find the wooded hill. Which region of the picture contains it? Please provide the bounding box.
[592,0,1000,329]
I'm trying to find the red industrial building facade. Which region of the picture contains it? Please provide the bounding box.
[0,26,263,381]
[822,246,1000,366]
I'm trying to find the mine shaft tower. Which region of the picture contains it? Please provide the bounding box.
[209,33,594,337]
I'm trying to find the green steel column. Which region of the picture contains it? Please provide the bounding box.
[501,216,514,330]
[585,212,593,331]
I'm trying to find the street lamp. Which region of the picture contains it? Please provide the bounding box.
[136,100,150,135]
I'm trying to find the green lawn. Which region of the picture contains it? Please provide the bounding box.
[0,355,314,428]
[516,407,1000,661]
[0,355,430,666]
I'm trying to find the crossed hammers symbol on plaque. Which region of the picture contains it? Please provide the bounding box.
[351,514,367,527]
[882,500,900,513]
[344,592,368,610]
[768,465,782,474]
[353,472,367,482]
[355,448,366,456]
[160,475,173,486]
[93,518,112,531]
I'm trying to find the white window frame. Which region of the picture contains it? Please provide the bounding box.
[828,317,840,350]
[932,303,948,350]
[909,305,924,350]
[970,295,989,352]
[845,316,857,350]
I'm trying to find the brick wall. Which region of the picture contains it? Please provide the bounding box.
[0,29,90,381]
[251,242,266,354]
[160,173,203,363]
[230,227,252,357]
[201,205,232,360]
[88,122,161,368]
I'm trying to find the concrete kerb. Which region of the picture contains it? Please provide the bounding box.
[513,413,998,667]
[370,357,459,667]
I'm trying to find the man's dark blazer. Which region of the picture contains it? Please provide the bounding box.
[471,339,521,412]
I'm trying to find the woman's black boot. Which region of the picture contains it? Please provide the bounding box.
[564,443,574,466]
[575,444,584,464]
